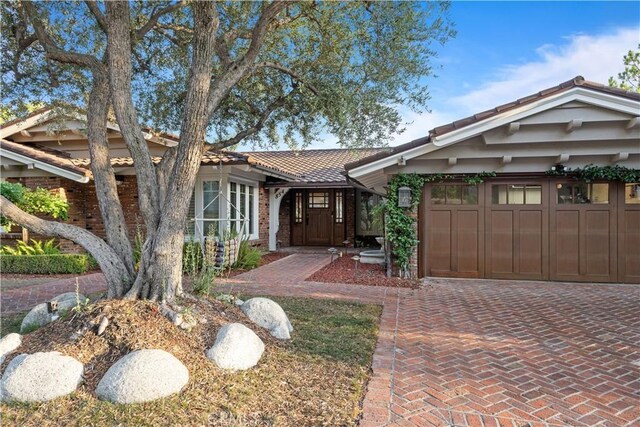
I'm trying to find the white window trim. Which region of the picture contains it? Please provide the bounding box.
[227,177,260,241]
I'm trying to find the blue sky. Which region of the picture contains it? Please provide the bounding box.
[257,1,639,151]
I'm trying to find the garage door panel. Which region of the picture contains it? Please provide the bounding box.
[555,210,580,277]
[620,210,640,282]
[457,210,480,273]
[429,210,452,272]
[490,211,514,274]
[519,210,543,275]
[585,210,611,276]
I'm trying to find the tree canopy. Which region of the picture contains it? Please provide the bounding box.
[0,1,455,300]
[609,44,640,93]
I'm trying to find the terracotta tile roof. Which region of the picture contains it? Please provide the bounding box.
[0,139,91,178]
[248,148,388,183]
[345,76,640,171]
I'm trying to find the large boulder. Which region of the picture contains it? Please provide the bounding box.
[20,292,85,333]
[240,297,293,340]
[0,351,83,403]
[0,333,22,364]
[96,349,189,404]
[207,323,264,370]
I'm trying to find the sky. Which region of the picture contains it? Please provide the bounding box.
[245,1,639,151]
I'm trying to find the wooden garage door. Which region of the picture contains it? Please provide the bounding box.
[485,182,548,280]
[618,182,640,283]
[550,181,617,282]
[422,183,484,278]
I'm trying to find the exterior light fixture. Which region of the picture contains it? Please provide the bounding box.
[398,186,412,208]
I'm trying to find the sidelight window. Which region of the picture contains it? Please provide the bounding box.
[335,191,344,223]
[294,192,303,223]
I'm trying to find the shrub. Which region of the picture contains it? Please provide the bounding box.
[0,239,61,255]
[233,239,262,270]
[0,254,96,274]
[182,241,203,275]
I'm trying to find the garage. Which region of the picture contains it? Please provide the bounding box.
[345,77,640,284]
[421,179,640,283]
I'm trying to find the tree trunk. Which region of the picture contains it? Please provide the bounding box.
[86,71,135,279]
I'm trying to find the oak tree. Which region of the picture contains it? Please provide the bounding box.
[0,0,454,300]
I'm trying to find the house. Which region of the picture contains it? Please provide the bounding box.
[1,76,639,284]
[0,107,386,254]
[345,76,640,284]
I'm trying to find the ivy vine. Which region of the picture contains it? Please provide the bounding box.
[378,171,496,278]
[546,164,640,183]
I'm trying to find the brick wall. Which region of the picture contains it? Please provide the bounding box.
[254,183,270,248]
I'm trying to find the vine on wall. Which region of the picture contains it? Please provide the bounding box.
[546,164,640,182]
[380,172,496,278]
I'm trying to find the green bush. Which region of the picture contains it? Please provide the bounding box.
[0,254,96,274]
[0,239,61,255]
[233,239,262,270]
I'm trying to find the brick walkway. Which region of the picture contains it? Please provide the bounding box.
[2,254,639,426]
[1,273,107,314]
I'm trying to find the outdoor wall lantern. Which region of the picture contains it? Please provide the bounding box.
[398,186,412,208]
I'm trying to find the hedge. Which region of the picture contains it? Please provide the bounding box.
[0,254,98,274]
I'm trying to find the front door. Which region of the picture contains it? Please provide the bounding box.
[306,191,333,245]
[291,189,346,246]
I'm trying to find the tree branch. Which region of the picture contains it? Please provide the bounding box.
[84,0,108,33]
[206,0,289,118]
[21,1,103,71]
[255,61,319,96]
[211,93,290,150]
[134,1,186,43]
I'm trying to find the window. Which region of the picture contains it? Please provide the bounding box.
[294,192,303,223]
[228,181,257,238]
[202,180,220,236]
[356,190,383,236]
[308,191,329,208]
[335,191,344,223]
[492,184,542,205]
[557,183,608,204]
[431,184,478,205]
[625,183,640,204]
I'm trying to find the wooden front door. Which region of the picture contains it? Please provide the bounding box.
[291,189,346,246]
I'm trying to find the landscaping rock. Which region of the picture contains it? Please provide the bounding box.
[240,297,293,340]
[96,349,189,404]
[0,333,22,364]
[0,351,83,402]
[206,323,264,370]
[20,292,85,333]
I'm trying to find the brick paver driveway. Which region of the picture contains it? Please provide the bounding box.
[362,279,640,427]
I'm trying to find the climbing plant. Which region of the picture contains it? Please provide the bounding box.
[546,164,640,182]
[0,182,68,228]
[381,171,496,278]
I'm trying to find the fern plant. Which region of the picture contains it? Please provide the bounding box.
[0,239,61,255]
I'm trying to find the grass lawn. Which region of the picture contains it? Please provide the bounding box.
[1,296,381,426]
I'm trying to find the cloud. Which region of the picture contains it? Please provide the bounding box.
[448,27,640,115]
[389,26,639,147]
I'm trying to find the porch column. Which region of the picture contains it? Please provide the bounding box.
[268,187,290,251]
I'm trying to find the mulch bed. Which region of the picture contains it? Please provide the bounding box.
[225,251,290,277]
[1,296,374,426]
[306,254,420,288]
